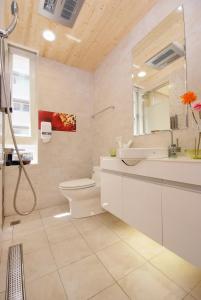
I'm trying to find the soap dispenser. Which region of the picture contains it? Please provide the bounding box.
[41,121,52,143]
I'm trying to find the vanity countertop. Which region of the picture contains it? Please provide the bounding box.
[102,155,201,163]
[101,156,201,186]
[149,156,201,163]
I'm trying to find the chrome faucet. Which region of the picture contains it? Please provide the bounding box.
[151,129,178,157]
[167,130,177,157]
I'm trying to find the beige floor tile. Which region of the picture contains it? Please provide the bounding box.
[151,250,201,292]
[51,235,92,267]
[26,272,67,300]
[0,241,13,293]
[97,212,120,226]
[5,210,41,225]
[59,255,114,300]
[13,230,49,254]
[0,259,7,293]
[191,281,201,300]
[72,216,103,234]
[90,284,129,300]
[119,263,186,300]
[107,220,137,240]
[183,295,196,300]
[24,246,57,282]
[42,214,71,229]
[45,222,79,244]
[82,225,119,252]
[40,204,69,218]
[125,230,164,260]
[0,240,13,263]
[0,226,13,242]
[13,219,44,239]
[97,241,145,280]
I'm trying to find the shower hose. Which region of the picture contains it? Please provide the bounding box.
[0,36,37,216]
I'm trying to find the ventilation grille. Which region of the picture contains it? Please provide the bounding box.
[39,0,85,27]
[43,0,57,14]
[145,42,185,70]
[61,0,78,20]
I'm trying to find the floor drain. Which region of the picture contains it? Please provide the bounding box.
[10,220,21,226]
[6,244,26,300]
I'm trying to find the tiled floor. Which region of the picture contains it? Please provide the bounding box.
[1,205,201,300]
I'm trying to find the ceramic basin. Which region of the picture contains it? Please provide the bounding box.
[118,147,168,160]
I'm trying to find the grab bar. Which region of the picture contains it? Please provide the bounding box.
[92,105,115,118]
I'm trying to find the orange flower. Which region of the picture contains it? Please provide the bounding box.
[180,91,197,105]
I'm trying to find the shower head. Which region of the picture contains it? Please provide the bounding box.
[0,1,19,38]
[11,1,19,16]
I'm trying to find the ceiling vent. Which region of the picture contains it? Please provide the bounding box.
[145,42,185,70]
[38,0,85,28]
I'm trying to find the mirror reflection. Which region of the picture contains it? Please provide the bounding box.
[132,6,187,136]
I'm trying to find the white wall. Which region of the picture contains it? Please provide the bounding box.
[92,0,201,164]
[4,57,94,216]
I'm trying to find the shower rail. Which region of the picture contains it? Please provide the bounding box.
[6,244,26,300]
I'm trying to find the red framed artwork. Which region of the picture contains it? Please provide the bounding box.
[38,110,76,132]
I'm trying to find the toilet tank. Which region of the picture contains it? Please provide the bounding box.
[92,166,100,185]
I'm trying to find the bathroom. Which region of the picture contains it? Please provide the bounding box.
[0,0,201,299]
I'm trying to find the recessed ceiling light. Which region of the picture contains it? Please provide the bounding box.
[137,71,147,78]
[177,5,183,12]
[66,34,81,43]
[42,30,56,42]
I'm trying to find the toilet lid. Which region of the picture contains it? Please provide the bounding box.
[59,178,95,189]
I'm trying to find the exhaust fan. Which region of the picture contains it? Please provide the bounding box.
[145,42,185,70]
[38,0,85,28]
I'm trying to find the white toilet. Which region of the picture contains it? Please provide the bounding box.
[59,166,104,218]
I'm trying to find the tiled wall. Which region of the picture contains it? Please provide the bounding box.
[4,57,94,216]
[92,0,201,165]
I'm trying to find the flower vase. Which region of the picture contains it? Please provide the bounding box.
[194,119,201,159]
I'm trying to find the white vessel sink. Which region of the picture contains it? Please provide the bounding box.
[118,147,168,160]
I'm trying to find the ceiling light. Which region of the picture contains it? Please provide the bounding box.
[177,5,183,12]
[137,71,147,78]
[66,34,81,43]
[42,30,56,42]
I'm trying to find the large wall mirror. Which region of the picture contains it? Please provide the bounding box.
[132,6,187,136]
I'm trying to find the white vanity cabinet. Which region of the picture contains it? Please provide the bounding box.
[100,157,201,267]
[162,186,201,267]
[101,171,123,219]
[122,177,162,244]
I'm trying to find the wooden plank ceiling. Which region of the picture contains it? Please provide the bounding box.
[4,0,158,71]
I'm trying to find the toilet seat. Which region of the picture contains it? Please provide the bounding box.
[59,178,95,190]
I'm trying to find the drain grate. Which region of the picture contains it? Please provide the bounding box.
[6,244,26,300]
[10,220,21,226]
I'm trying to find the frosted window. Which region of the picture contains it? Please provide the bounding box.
[11,54,31,136]
[12,54,30,75]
